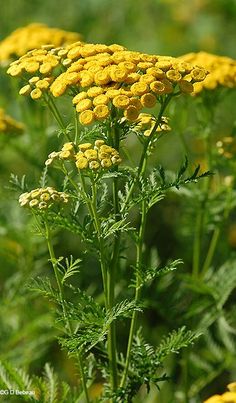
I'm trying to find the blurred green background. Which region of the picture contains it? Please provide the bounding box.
[1,0,236,57]
[0,1,236,402]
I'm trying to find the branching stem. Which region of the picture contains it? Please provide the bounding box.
[120,94,173,389]
[44,221,90,403]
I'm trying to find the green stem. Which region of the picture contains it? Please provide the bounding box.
[120,95,173,389]
[74,110,80,143]
[200,185,233,278]
[192,203,204,278]
[90,178,108,308]
[120,94,173,214]
[44,94,71,142]
[107,121,122,395]
[44,221,90,403]
[120,199,147,389]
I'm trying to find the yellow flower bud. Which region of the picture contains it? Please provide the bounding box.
[19,85,31,96]
[94,105,110,120]
[76,99,93,112]
[112,95,130,109]
[140,93,157,108]
[124,106,139,121]
[79,110,95,125]
[30,88,42,100]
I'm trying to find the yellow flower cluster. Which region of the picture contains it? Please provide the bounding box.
[75,140,121,170]
[216,136,236,159]
[50,42,207,125]
[19,187,69,209]
[45,142,76,165]
[0,23,81,63]
[6,44,71,100]
[0,108,24,134]
[134,113,171,137]
[45,140,121,171]
[8,41,208,123]
[178,51,236,94]
[204,381,236,403]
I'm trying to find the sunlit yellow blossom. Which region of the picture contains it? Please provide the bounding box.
[94,70,111,85]
[0,23,81,63]
[30,88,42,100]
[131,82,149,96]
[178,51,236,94]
[139,74,156,84]
[93,94,109,106]
[79,110,95,125]
[19,187,69,209]
[113,95,130,109]
[36,79,50,90]
[203,396,223,403]
[124,106,139,121]
[150,80,165,94]
[19,84,31,95]
[110,68,128,82]
[129,97,142,110]
[204,381,236,403]
[75,141,121,171]
[9,40,208,126]
[79,143,92,152]
[76,157,89,169]
[166,69,182,82]
[134,113,171,136]
[94,105,110,120]
[72,92,88,104]
[179,80,194,93]
[101,158,112,168]
[50,81,67,97]
[228,383,236,393]
[87,86,104,97]
[76,99,93,112]
[84,149,98,161]
[89,160,100,170]
[140,93,157,108]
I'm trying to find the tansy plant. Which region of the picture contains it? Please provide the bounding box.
[8,41,209,402]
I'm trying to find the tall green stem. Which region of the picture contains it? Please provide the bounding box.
[120,199,147,388]
[120,95,173,389]
[107,120,121,395]
[44,221,90,403]
[44,94,71,142]
[200,184,233,278]
[120,94,173,214]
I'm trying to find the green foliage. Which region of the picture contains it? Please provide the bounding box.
[0,360,82,403]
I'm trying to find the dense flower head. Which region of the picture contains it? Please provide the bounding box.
[134,113,171,137]
[45,142,76,165]
[0,23,81,63]
[204,382,236,403]
[216,136,236,159]
[6,43,79,99]
[19,187,69,209]
[178,51,236,94]
[50,42,207,125]
[8,41,208,123]
[0,108,24,134]
[45,140,121,171]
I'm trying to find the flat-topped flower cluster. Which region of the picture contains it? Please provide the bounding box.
[7,41,208,126]
[45,140,122,170]
[19,187,69,210]
[0,23,81,63]
[179,51,236,93]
